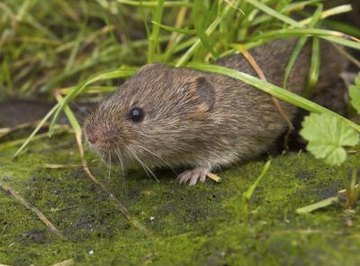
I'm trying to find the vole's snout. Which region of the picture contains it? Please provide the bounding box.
[86,127,99,144]
[84,124,116,151]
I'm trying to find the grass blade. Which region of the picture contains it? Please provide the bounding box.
[296,196,339,214]
[116,0,191,8]
[175,17,221,67]
[246,0,301,28]
[298,4,352,26]
[250,28,360,50]
[242,160,271,222]
[305,37,320,97]
[283,37,308,89]
[192,0,218,57]
[48,66,138,136]
[243,160,271,200]
[148,0,165,63]
[151,21,195,35]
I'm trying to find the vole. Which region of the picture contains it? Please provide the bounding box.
[84,39,347,185]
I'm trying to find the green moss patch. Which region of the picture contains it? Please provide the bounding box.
[0,134,359,265]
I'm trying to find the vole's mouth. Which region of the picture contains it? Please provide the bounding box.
[86,133,115,151]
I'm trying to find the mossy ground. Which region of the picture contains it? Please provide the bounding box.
[0,132,359,266]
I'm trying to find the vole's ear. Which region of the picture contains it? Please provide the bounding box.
[187,76,216,112]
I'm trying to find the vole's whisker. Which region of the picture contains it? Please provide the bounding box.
[131,151,150,176]
[138,145,177,175]
[130,150,159,182]
[115,149,125,179]
[136,157,151,177]
[108,151,112,179]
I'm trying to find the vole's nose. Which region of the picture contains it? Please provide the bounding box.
[84,124,116,150]
[85,127,99,144]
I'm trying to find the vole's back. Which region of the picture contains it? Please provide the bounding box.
[217,39,345,92]
[202,39,346,165]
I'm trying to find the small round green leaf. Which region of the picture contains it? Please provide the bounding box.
[300,113,360,166]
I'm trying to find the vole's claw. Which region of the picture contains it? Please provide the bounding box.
[177,167,209,186]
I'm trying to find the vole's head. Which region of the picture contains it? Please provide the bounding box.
[84,64,216,166]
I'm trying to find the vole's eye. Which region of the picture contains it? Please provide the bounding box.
[127,107,144,123]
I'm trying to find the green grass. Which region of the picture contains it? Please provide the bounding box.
[0,0,359,154]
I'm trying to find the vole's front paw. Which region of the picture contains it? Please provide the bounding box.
[177,167,209,186]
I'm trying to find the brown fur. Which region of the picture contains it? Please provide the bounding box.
[84,39,347,175]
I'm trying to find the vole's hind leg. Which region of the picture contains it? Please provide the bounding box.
[177,167,210,186]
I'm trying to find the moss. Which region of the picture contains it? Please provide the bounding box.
[0,133,360,265]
